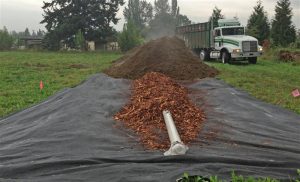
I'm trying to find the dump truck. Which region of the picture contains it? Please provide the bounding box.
[176,19,263,64]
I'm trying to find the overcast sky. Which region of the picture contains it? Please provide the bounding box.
[0,0,299,32]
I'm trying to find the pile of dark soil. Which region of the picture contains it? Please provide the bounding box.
[104,37,218,80]
[114,72,205,150]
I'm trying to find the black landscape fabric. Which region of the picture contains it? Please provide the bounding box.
[0,74,299,181]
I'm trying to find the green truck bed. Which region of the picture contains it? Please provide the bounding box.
[176,22,212,49]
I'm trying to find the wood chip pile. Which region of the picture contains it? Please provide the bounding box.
[114,72,205,150]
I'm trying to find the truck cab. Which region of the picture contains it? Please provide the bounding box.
[176,18,263,64]
[210,19,263,64]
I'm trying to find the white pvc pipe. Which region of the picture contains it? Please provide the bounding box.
[163,110,188,156]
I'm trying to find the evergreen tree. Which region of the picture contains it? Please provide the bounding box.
[41,0,124,50]
[75,29,85,50]
[0,27,14,50]
[11,31,18,37]
[32,30,37,37]
[209,7,224,28]
[10,31,19,47]
[123,0,153,30]
[247,0,270,44]
[37,29,45,37]
[271,0,296,47]
[24,28,30,37]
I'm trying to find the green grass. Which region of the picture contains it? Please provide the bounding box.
[206,57,300,114]
[1,50,300,117]
[179,169,300,182]
[0,51,121,118]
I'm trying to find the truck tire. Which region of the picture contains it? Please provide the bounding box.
[199,50,209,61]
[221,51,230,64]
[249,57,257,64]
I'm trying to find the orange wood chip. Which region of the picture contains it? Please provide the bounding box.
[114,72,205,150]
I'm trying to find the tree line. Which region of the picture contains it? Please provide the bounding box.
[120,0,299,51]
[0,0,299,51]
[0,27,46,50]
[119,0,192,51]
[246,0,297,47]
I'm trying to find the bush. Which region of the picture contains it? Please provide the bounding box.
[118,20,143,52]
[0,27,14,50]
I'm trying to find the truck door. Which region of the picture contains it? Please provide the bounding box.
[214,29,222,49]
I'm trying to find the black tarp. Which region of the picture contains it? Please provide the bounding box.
[0,74,299,181]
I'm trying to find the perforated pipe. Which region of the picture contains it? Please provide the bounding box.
[163,110,188,156]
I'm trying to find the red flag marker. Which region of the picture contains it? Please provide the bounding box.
[292,89,300,98]
[40,80,44,91]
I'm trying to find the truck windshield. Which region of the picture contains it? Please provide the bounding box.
[222,27,244,35]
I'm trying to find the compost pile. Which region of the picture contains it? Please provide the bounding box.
[114,72,205,150]
[104,37,218,80]
[279,50,300,62]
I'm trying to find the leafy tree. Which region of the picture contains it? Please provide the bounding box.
[171,0,178,16]
[147,0,174,38]
[154,0,170,16]
[209,6,225,28]
[177,14,192,26]
[271,0,296,47]
[124,0,153,31]
[41,0,124,50]
[247,0,270,44]
[146,0,191,38]
[24,28,30,37]
[0,27,14,50]
[172,1,191,27]
[118,20,143,52]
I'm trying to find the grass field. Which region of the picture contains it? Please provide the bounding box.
[207,57,300,114]
[0,51,121,117]
[1,50,300,118]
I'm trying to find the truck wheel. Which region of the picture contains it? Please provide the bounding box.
[249,57,257,64]
[199,50,209,61]
[221,51,230,64]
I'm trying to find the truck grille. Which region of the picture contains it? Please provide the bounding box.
[242,41,258,52]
